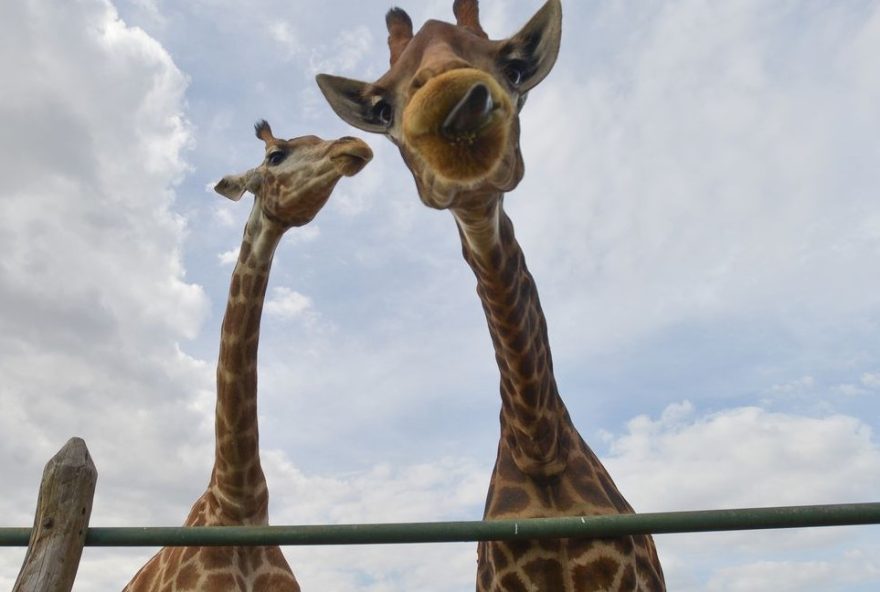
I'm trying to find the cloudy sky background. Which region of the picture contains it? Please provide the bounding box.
[1,0,879,590]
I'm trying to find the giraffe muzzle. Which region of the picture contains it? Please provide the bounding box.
[402,69,513,182]
[330,137,374,177]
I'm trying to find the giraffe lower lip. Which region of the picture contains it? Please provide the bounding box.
[332,153,370,175]
[443,105,501,144]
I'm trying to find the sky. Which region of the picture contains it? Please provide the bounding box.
[1,0,879,590]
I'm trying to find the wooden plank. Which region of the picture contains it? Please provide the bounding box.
[13,437,98,592]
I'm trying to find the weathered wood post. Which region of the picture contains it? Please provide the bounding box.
[13,437,98,592]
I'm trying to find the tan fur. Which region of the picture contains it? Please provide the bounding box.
[453,0,488,38]
[387,8,414,65]
[403,69,512,181]
[317,2,665,590]
[123,124,371,592]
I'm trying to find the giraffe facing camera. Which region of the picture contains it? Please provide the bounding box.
[317,2,666,590]
[316,0,560,210]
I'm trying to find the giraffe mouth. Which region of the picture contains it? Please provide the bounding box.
[441,82,497,140]
[403,69,513,182]
[330,137,374,176]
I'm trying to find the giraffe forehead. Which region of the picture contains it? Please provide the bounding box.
[260,140,332,179]
[261,137,327,166]
[377,20,499,88]
[270,135,324,150]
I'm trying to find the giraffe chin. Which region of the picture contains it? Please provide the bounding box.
[403,69,513,183]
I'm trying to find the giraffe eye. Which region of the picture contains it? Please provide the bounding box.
[267,150,287,166]
[372,100,393,127]
[503,61,526,87]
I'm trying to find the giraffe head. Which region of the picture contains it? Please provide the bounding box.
[214,120,373,226]
[316,0,561,210]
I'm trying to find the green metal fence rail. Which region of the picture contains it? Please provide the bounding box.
[2,502,879,548]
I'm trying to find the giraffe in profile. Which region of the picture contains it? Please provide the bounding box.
[316,1,665,589]
[123,121,372,591]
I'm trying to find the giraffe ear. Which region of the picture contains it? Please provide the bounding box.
[214,169,262,201]
[315,74,390,134]
[500,0,562,93]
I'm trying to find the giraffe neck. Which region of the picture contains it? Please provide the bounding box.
[452,196,570,477]
[457,198,668,591]
[210,204,284,523]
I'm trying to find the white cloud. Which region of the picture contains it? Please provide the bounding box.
[607,402,880,511]
[862,373,880,389]
[265,287,314,320]
[218,245,240,265]
[284,224,322,244]
[265,452,486,524]
[213,206,236,227]
[307,25,374,76]
[510,0,880,355]
[260,451,486,592]
[706,548,880,592]
[0,0,211,586]
[769,376,816,396]
[604,402,880,590]
[268,20,302,60]
[331,186,372,217]
[122,0,167,29]
[832,383,868,398]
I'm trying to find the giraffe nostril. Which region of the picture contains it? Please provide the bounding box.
[441,82,494,137]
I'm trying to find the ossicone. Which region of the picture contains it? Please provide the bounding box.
[386,7,413,65]
[453,0,487,38]
[254,120,275,143]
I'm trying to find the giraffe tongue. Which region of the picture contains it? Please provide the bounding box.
[441,82,494,137]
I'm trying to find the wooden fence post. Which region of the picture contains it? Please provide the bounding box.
[13,437,98,592]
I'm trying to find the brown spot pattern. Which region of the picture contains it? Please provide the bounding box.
[174,562,199,590]
[524,557,566,590]
[491,486,531,515]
